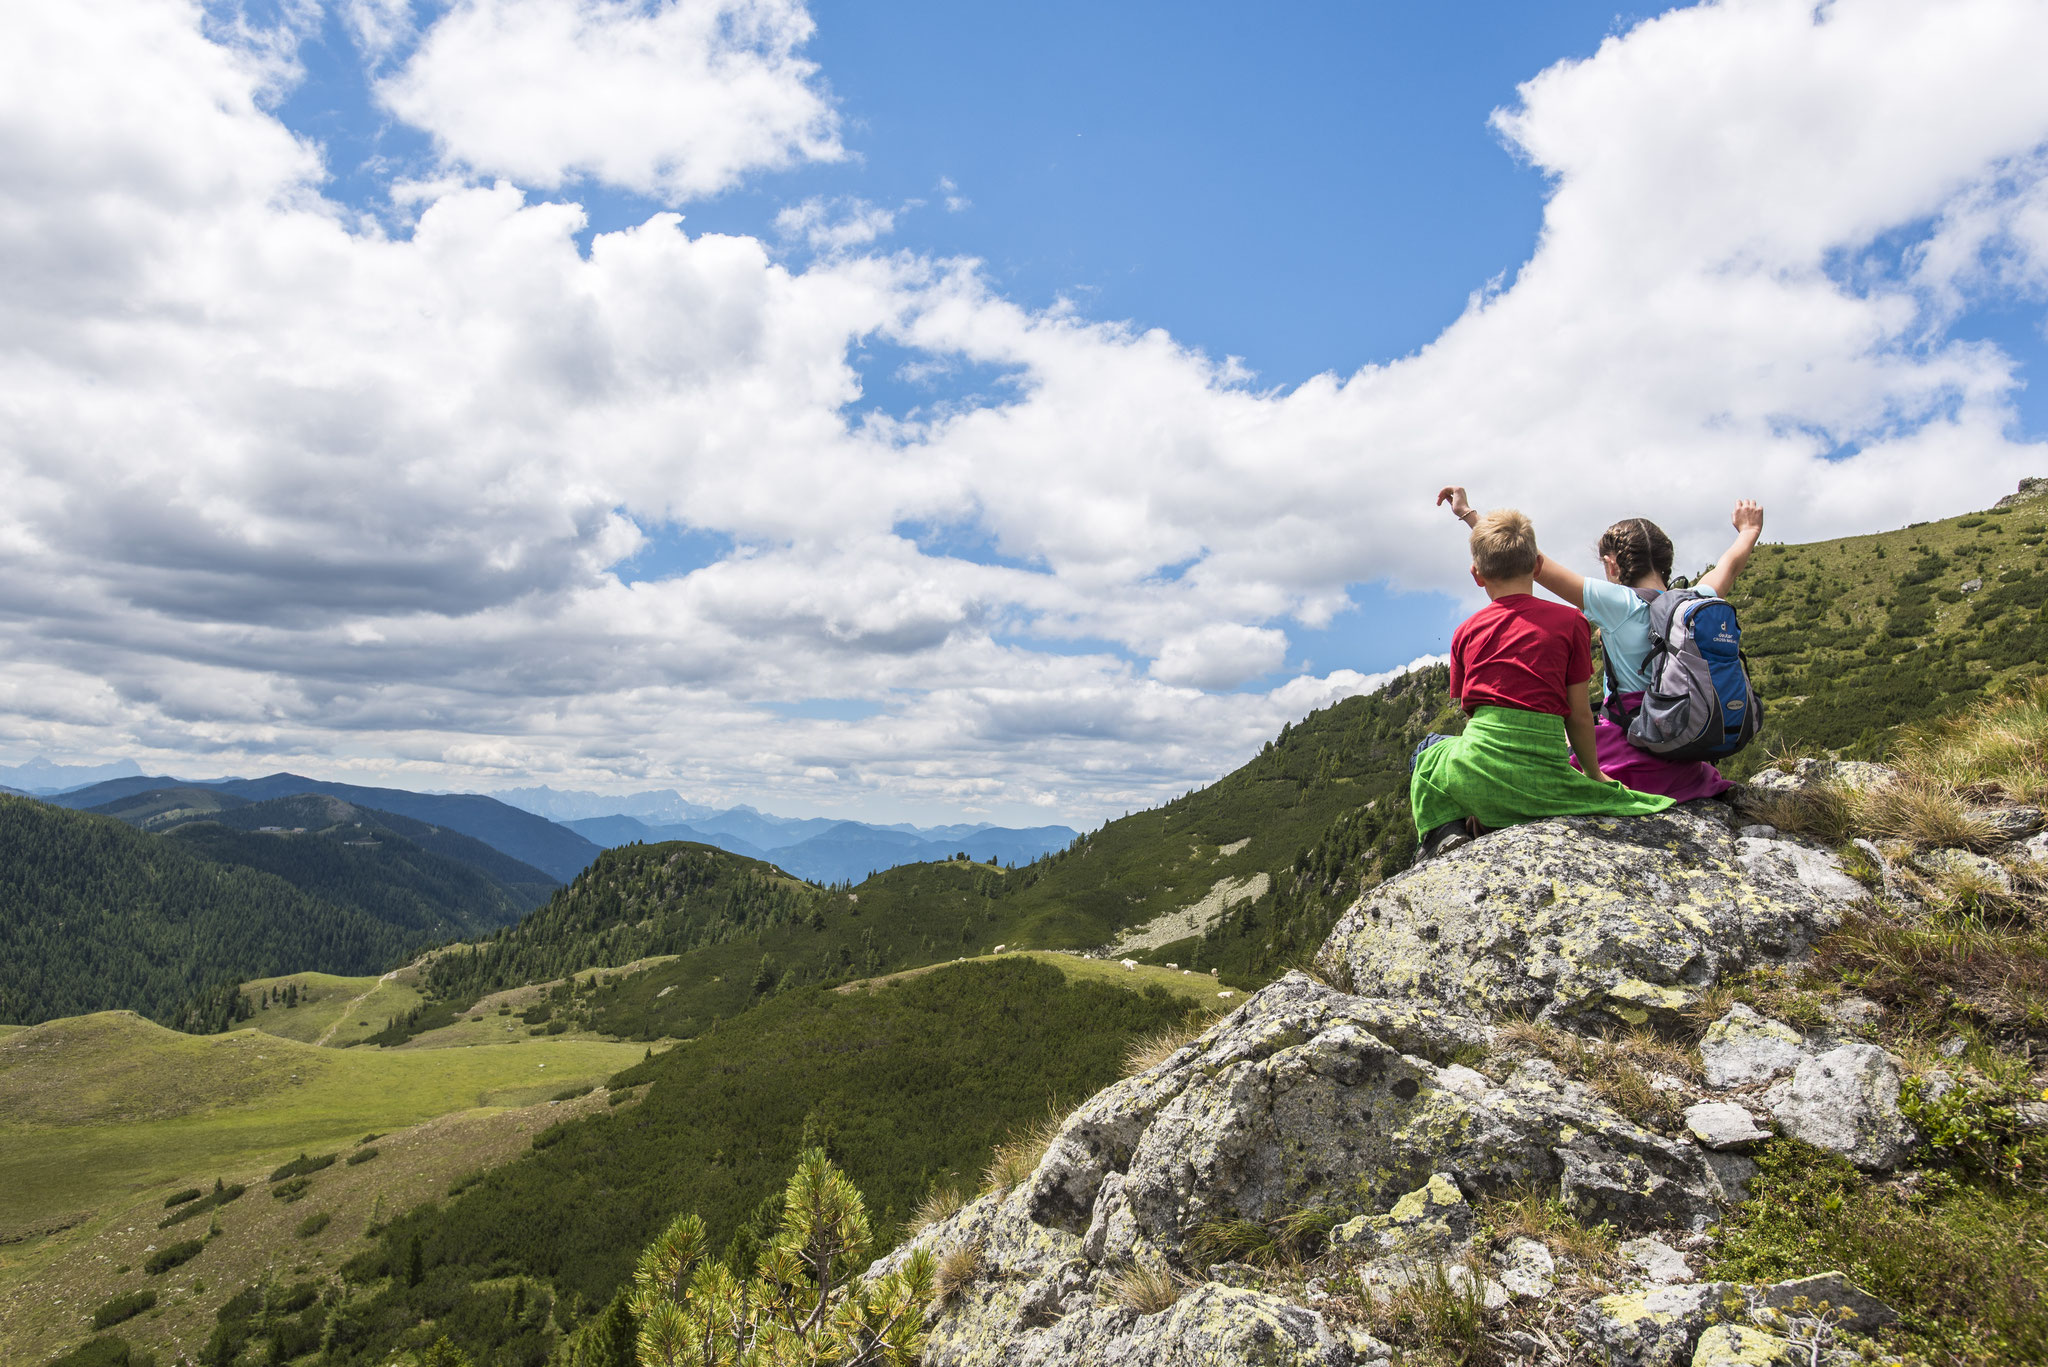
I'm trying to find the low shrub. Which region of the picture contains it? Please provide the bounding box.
[1707,1139,2048,1365]
[549,1084,594,1102]
[90,1290,157,1329]
[157,1182,246,1229]
[346,1146,379,1166]
[295,1211,331,1239]
[448,1168,488,1196]
[161,1188,201,1209]
[531,1123,570,1150]
[46,1336,150,1367]
[269,1152,337,1183]
[143,1239,204,1275]
[271,1175,312,1202]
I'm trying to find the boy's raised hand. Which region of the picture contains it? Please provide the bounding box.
[1731,499,1764,537]
[1436,486,1474,522]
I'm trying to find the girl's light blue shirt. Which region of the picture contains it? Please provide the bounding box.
[1582,579,1719,696]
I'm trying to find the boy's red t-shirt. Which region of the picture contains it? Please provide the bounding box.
[1448,594,1591,718]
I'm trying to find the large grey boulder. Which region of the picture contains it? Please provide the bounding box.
[1699,1005,1808,1088]
[883,974,1725,1366]
[1318,809,1866,1029]
[1763,1044,1919,1170]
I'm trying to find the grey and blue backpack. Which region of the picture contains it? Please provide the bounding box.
[1603,588,1762,762]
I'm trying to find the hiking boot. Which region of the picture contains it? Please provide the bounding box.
[1414,820,1473,865]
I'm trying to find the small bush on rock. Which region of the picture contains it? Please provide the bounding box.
[1364,1256,1496,1367]
[1121,1013,1210,1075]
[346,1146,378,1166]
[980,1114,1062,1195]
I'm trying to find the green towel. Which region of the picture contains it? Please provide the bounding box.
[1410,705,1674,838]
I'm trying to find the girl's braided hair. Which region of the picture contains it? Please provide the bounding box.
[1597,517,1673,587]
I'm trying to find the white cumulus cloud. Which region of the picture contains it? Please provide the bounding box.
[378,0,842,202]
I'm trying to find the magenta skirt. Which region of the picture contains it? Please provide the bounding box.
[1570,693,1733,803]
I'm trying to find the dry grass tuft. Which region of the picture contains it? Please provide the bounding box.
[908,1181,966,1237]
[1753,678,2048,851]
[1187,1217,1279,1269]
[1297,949,1358,995]
[1102,1262,1183,1315]
[981,1112,1065,1195]
[1363,1255,1499,1367]
[1489,1019,1687,1130]
[935,1239,983,1300]
[1122,1013,1211,1076]
[1815,908,2048,1033]
[1478,1186,1616,1266]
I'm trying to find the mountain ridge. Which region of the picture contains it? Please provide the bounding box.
[45,773,601,883]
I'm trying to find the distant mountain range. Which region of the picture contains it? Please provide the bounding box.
[18,769,1076,888]
[0,756,145,793]
[558,810,1079,885]
[44,773,602,883]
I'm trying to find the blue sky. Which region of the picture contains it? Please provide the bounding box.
[4,0,2047,821]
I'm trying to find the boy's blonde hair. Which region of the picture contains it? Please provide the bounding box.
[1470,508,1539,581]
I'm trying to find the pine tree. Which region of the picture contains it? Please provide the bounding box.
[629,1150,933,1367]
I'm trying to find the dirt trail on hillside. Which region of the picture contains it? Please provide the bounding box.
[315,969,401,1046]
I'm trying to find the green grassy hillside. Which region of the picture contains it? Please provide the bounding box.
[0,1014,639,1367]
[230,971,427,1048]
[1720,483,2048,774]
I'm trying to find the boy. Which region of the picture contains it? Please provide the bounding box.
[1410,506,1672,858]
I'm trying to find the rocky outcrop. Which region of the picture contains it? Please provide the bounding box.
[1315,808,1865,1030]
[878,808,1906,1366]
[880,973,1737,1365]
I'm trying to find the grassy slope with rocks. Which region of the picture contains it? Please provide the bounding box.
[1719,482,2048,776]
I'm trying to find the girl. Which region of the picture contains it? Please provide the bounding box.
[1435,489,1764,802]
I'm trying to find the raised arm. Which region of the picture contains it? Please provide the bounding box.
[1436,485,1587,608]
[1697,500,1764,598]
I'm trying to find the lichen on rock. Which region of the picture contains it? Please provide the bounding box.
[1317,808,1865,1029]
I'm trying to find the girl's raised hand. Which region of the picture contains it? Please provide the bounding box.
[1731,499,1763,537]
